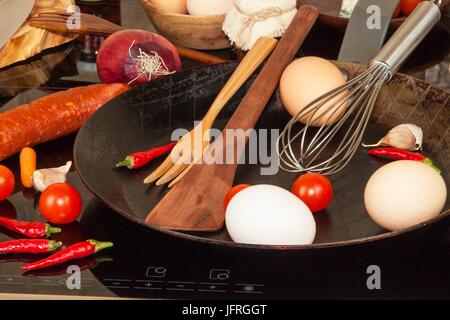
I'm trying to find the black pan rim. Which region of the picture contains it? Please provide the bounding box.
[74,62,450,251]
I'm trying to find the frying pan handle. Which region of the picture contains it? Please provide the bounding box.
[370,1,441,80]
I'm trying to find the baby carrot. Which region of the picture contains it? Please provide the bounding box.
[20,147,36,188]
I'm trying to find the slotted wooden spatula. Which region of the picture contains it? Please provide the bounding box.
[145,5,320,231]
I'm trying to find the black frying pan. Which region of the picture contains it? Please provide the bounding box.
[74,61,449,250]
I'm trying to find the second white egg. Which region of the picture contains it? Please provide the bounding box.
[225,185,316,246]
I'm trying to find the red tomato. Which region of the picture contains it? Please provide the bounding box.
[291,173,333,213]
[401,0,422,15]
[0,165,15,201]
[393,2,402,18]
[39,183,82,224]
[224,184,251,210]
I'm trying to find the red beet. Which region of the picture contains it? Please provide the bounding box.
[97,29,181,86]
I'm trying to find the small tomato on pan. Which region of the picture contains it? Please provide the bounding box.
[291,173,333,213]
[401,0,423,15]
[224,184,251,210]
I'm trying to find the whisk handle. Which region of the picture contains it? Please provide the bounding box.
[370,1,441,80]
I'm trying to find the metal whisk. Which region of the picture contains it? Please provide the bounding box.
[277,1,442,176]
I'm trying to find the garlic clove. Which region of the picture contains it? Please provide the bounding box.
[398,123,423,150]
[363,124,423,151]
[32,161,72,192]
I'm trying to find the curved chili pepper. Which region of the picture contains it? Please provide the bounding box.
[0,216,61,238]
[115,142,177,169]
[0,239,62,254]
[21,239,113,271]
[368,147,441,173]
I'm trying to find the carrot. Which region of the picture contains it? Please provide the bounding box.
[20,147,36,188]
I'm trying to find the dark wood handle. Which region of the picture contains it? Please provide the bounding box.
[224,5,319,132]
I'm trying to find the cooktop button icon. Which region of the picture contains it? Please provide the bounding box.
[234,283,264,294]
[209,269,230,281]
[146,266,167,278]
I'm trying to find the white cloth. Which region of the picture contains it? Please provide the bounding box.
[222,0,297,51]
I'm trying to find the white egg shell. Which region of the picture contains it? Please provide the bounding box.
[225,185,316,245]
[187,0,233,16]
[364,160,447,231]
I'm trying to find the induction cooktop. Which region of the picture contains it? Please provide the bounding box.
[0,185,449,300]
[0,18,449,300]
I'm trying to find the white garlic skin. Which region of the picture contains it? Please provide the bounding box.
[32,161,72,192]
[363,123,423,151]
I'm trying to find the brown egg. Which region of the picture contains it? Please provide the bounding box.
[152,0,187,14]
[364,160,447,231]
[279,57,348,127]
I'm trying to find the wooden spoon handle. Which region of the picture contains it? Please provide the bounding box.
[224,5,319,132]
[203,36,278,124]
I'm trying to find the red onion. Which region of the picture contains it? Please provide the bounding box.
[97,29,181,86]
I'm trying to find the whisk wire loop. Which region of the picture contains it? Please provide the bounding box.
[277,63,390,175]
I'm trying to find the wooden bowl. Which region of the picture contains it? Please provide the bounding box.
[139,0,231,50]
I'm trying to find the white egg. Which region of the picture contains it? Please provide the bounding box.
[225,185,316,245]
[187,0,233,16]
[364,160,447,231]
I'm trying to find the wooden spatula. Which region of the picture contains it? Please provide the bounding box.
[145,5,320,232]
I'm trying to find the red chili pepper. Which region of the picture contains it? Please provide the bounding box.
[368,147,441,173]
[21,239,113,271]
[115,142,177,169]
[0,239,62,254]
[0,216,61,238]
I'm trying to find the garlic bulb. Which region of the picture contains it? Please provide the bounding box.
[222,0,297,51]
[363,124,423,151]
[32,161,72,192]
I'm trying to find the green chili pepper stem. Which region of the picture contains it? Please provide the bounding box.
[115,156,134,169]
[422,158,441,174]
[88,240,114,253]
[45,225,62,238]
[48,241,63,251]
